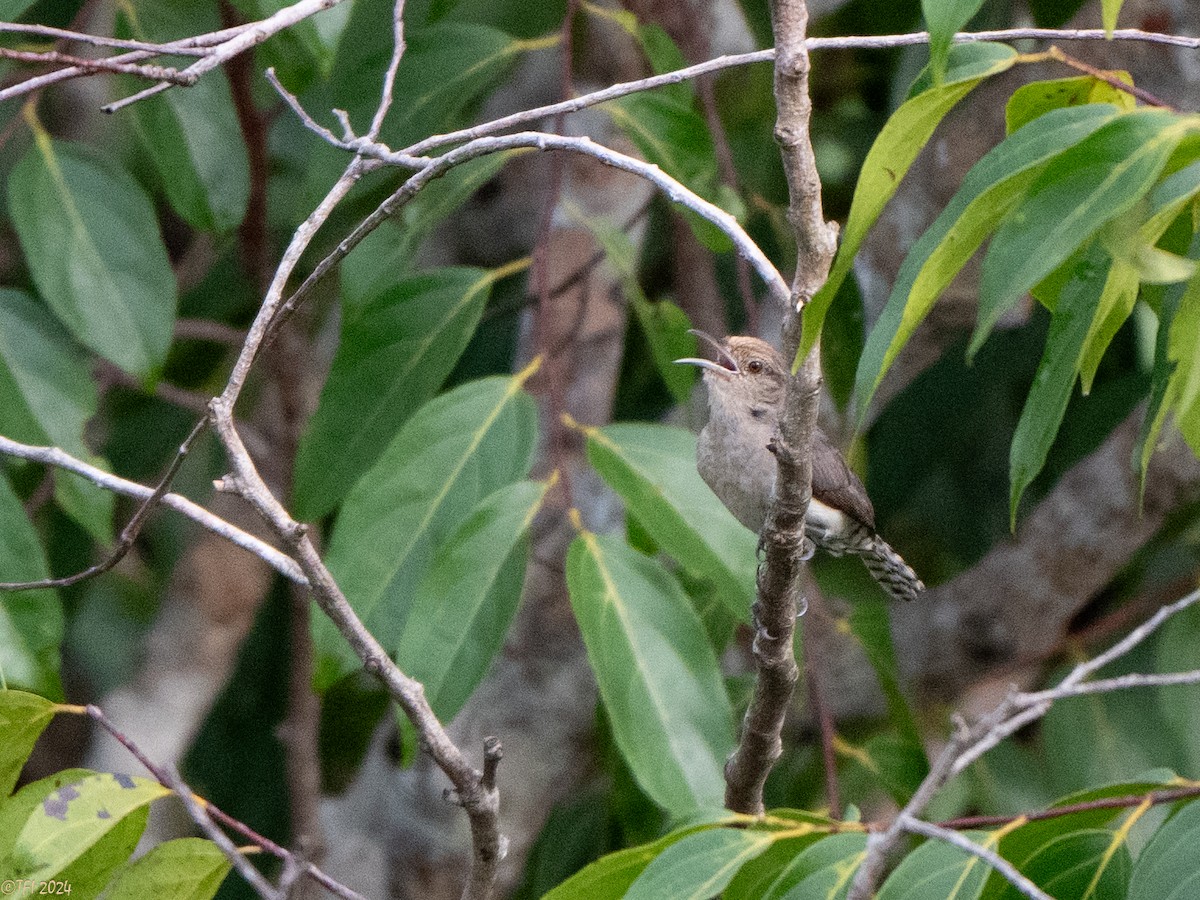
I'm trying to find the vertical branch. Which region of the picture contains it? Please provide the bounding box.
[723,0,838,815]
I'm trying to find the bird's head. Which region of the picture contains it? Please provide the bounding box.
[675,331,788,412]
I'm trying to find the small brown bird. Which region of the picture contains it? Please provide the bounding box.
[676,332,924,602]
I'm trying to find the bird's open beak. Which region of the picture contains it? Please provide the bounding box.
[674,329,740,376]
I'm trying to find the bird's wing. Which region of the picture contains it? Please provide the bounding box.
[811,430,876,531]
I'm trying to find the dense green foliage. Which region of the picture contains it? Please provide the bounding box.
[2,0,1200,897]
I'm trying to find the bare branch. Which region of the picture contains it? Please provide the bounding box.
[367,0,408,140]
[723,0,837,816]
[0,419,207,591]
[83,704,366,900]
[0,434,306,586]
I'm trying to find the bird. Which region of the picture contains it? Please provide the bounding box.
[675,331,924,602]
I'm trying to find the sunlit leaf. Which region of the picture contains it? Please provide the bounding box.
[1006,75,1135,134]
[3,772,169,882]
[803,42,1018,364]
[104,837,232,900]
[0,691,56,796]
[972,109,1185,359]
[624,828,775,900]
[854,103,1120,417]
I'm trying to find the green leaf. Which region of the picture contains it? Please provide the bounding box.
[1006,76,1135,134]
[120,0,249,232]
[1102,0,1123,35]
[0,691,56,796]
[989,829,1130,900]
[0,476,63,699]
[803,42,1018,363]
[774,832,869,900]
[2,772,169,881]
[1009,246,1112,523]
[294,267,496,520]
[854,103,1121,416]
[7,138,177,379]
[877,829,990,899]
[540,822,724,900]
[104,837,232,900]
[1137,232,1200,484]
[972,108,1186,359]
[578,423,757,620]
[1128,799,1200,899]
[0,769,148,898]
[394,478,551,721]
[624,828,776,900]
[1077,255,1139,393]
[315,369,539,688]
[0,290,112,543]
[1155,603,1200,776]
[0,1,38,19]
[340,153,511,307]
[566,530,734,816]
[724,829,832,900]
[921,0,986,85]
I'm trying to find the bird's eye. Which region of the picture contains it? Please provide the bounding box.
[746,359,764,374]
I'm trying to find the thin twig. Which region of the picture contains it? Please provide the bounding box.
[901,816,1052,900]
[84,704,366,900]
[162,765,281,900]
[0,419,208,591]
[0,435,306,585]
[367,0,408,140]
[939,783,1200,831]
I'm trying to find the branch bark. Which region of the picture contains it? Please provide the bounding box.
[723,0,839,815]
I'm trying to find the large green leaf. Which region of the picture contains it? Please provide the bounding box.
[566,530,734,816]
[120,0,249,232]
[624,828,775,900]
[0,476,63,700]
[104,837,232,900]
[877,829,990,899]
[0,290,112,543]
[1155,603,1200,776]
[7,138,176,379]
[0,691,56,796]
[579,423,757,620]
[1005,76,1135,134]
[1009,246,1114,522]
[294,267,496,519]
[394,478,551,721]
[989,829,1130,900]
[540,821,725,900]
[854,103,1121,416]
[774,832,869,900]
[1128,799,1200,899]
[972,109,1187,358]
[2,772,168,882]
[801,42,1018,363]
[315,369,539,688]
[0,769,149,897]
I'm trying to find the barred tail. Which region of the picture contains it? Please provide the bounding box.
[861,535,925,602]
